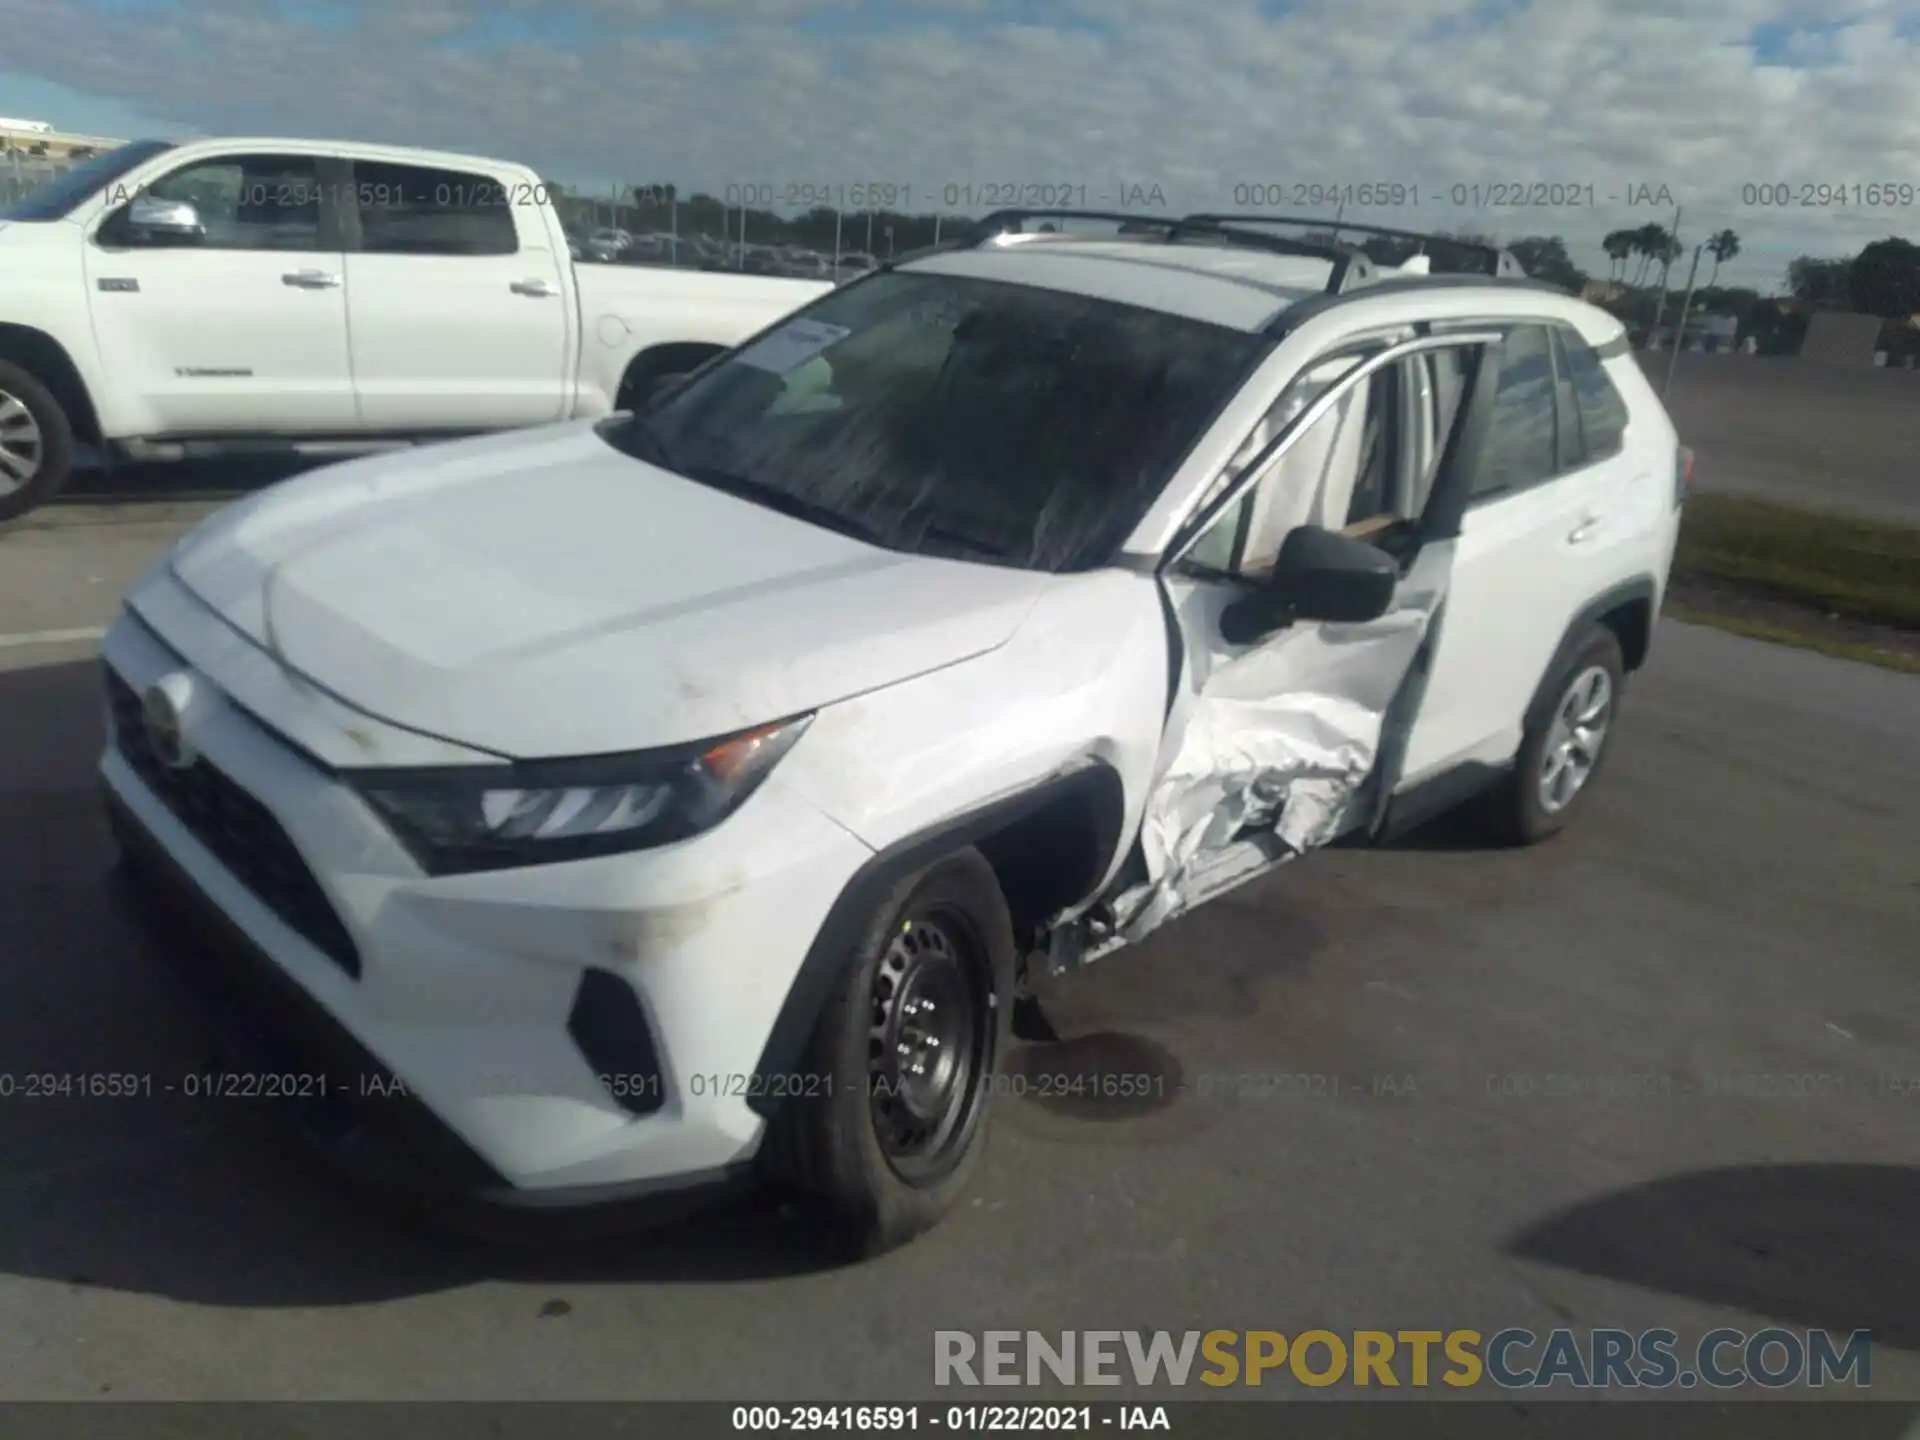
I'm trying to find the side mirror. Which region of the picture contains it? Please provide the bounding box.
[1219,525,1398,644]
[124,193,205,244]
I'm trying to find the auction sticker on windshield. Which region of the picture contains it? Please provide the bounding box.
[737,318,853,374]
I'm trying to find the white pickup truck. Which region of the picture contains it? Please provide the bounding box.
[0,137,834,520]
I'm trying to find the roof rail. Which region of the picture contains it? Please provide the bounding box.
[1180,214,1527,279]
[970,208,1182,237]
[962,208,1379,294]
[1165,216,1378,293]
[947,207,1527,297]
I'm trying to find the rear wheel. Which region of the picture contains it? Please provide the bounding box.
[0,359,76,523]
[765,848,1014,1257]
[1480,626,1625,845]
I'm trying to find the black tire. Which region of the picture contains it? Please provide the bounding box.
[1479,625,1626,846]
[0,358,77,523]
[763,848,1015,1258]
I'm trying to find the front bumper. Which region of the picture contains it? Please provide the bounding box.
[106,786,755,1225]
[99,599,874,1211]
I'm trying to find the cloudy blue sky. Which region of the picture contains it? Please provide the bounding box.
[5,0,1920,289]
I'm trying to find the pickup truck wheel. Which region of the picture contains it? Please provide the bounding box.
[0,360,75,523]
[1480,626,1625,846]
[766,848,1014,1258]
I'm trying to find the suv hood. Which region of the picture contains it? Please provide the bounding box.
[167,423,1049,758]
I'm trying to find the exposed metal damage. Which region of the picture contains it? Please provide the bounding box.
[1107,603,1432,945]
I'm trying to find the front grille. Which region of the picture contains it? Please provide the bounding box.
[105,665,362,978]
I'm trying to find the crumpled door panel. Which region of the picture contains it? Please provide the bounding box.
[1111,539,1451,944]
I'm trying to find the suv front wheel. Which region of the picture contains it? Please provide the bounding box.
[1482,625,1627,845]
[765,847,1015,1256]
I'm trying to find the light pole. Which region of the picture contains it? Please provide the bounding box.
[1663,241,1706,398]
[1646,203,1683,349]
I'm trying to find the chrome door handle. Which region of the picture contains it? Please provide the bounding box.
[1567,515,1602,544]
[510,279,559,297]
[282,269,341,288]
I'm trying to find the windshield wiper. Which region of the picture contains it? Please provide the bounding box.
[920,524,1017,562]
[680,465,894,549]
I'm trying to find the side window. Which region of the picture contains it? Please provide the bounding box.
[1405,347,1470,519]
[351,162,518,256]
[119,153,325,251]
[1559,328,1630,463]
[1469,325,1558,501]
[1550,329,1587,472]
[1184,354,1393,578]
[1339,363,1400,529]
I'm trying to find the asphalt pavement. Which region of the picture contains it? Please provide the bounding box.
[1648,352,1920,526]
[0,467,1916,1403]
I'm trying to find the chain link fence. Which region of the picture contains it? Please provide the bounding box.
[1,151,80,207]
[544,181,993,281]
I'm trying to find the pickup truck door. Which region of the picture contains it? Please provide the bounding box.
[1107,331,1494,943]
[339,159,572,431]
[82,150,358,433]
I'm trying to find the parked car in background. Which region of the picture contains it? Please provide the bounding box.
[776,247,833,280]
[584,226,633,261]
[835,251,878,282]
[0,137,832,519]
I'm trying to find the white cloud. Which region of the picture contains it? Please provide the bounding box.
[7,0,1920,287]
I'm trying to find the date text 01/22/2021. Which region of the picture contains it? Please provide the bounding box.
[719,182,1170,212]
[1227,182,1676,210]
[99,179,557,210]
[731,1405,1171,1432]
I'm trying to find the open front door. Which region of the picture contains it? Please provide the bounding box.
[1107,329,1491,944]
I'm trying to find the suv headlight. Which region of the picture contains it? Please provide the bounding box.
[347,716,811,876]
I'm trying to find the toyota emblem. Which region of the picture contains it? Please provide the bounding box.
[141,674,197,770]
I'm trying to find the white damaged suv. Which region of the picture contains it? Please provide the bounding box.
[102,213,1687,1252]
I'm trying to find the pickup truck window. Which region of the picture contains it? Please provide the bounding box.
[0,138,175,221]
[108,154,326,251]
[605,271,1267,573]
[349,161,519,256]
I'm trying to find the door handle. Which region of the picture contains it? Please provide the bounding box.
[1566,515,1603,544]
[510,279,559,297]
[282,269,341,289]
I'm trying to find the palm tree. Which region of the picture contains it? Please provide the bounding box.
[1631,224,1671,287]
[1653,234,1684,308]
[1706,228,1740,287]
[1602,229,1634,283]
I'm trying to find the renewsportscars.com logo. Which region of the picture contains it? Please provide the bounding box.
[933,1328,1873,1390]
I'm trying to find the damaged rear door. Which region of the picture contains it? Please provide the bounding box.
[1107,328,1495,944]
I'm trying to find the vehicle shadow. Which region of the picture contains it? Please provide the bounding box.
[1366,806,1501,853]
[1505,1163,1920,1352]
[51,451,332,508]
[0,657,849,1307]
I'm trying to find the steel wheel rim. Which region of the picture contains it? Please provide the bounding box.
[868,908,992,1184]
[0,390,43,497]
[1537,664,1613,814]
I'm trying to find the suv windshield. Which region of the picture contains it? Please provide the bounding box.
[0,139,177,221]
[601,270,1267,572]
